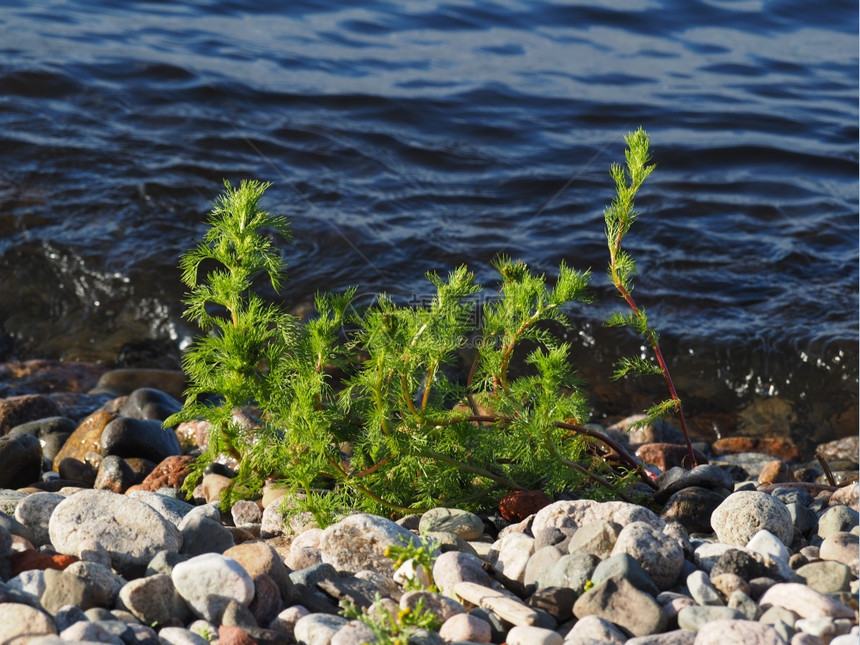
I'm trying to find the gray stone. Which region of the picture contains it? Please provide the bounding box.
[538,552,599,593]
[438,613,492,643]
[126,490,195,527]
[293,613,350,645]
[795,560,853,594]
[573,575,667,637]
[818,531,859,565]
[818,506,860,539]
[758,582,855,619]
[117,573,191,627]
[532,500,663,535]
[156,626,211,645]
[626,629,697,645]
[331,620,377,645]
[677,605,745,631]
[528,586,577,623]
[418,507,484,540]
[0,434,42,488]
[711,491,793,547]
[399,590,465,623]
[63,561,127,607]
[432,551,492,598]
[12,492,64,548]
[523,545,563,588]
[171,553,254,623]
[611,521,685,590]
[320,513,420,576]
[179,514,235,556]
[726,589,759,620]
[119,387,182,421]
[48,489,183,577]
[563,614,627,644]
[40,568,103,615]
[687,570,724,606]
[566,519,621,559]
[690,619,788,644]
[591,552,659,596]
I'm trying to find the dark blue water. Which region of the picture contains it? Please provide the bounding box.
[0,0,856,443]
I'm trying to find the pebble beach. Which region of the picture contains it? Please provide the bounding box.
[0,359,856,645]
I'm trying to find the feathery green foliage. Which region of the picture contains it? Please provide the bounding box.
[604,127,697,467]
[168,132,680,522]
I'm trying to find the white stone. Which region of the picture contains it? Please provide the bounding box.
[532,500,663,535]
[563,614,627,644]
[507,625,563,645]
[611,520,685,590]
[0,603,57,644]
[492,532,535,584]
[710,491,793,547]
[48,489,182,576]
[759,583,855,620]
[319,513,420,575]
[293,613,349,645]
[171,552,254,623]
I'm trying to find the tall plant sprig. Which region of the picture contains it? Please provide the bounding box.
[604,128,697,468]
[165,179,297,491]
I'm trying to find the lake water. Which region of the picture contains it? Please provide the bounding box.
[0,0,856,445]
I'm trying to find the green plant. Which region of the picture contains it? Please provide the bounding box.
[385,534,440,591]
[341,594,441,645]
[167,133,674,521]
[603,127,697,467]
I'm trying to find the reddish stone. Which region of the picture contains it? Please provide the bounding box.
[635,443,709,471]
[135,455,195,492]
[217,625,256,645]
[757,460,792,486]
[0,360,104,395]
[51,409,117,471]
[0,394,63,435]
[11,549,78,576]
[498,489,552,522]
[711,437,800,462]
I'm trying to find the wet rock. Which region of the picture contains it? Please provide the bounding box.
[0,359,104,396]
[711,491,793,546]
[119,387,182,421]
[95,368,186,399]
[101,416,181,464]
[816,436,859,463]
[498,489,552,522]
[712,437,800,462]
[133,454,195,492]
[0,394,62,435]
[56,457,96,486]
[52,409,116,468]
[0,434,41,488]
[94,454,140,493]
[48,489,183,577]
[636,443,708,471]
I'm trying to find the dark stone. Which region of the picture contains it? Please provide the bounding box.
[317,575,380,610]
[41,568,103,614]
[533,527,570,551]
[57,457,97,486]
[0,511,33,544]
[0,434,42,488]
[96,369,186,399]
[653,464,736,503]
[468,607,507,644]
[101,416,181,463]
[660,486,727,535]
[47,392,113,422]
[145,550,191,577]
[221,599,259,628]
[94,455,139,493]
[528,586,577,622]
[119,388,182,422]
[248,573,283,627]
[709,549,769,582]
[591,552,659,597]
[8,416,77,439]
[204,461,238,478]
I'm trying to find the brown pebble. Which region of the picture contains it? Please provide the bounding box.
[11,549,78,576]
[712,436,800,462]
[757,460,792,486]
